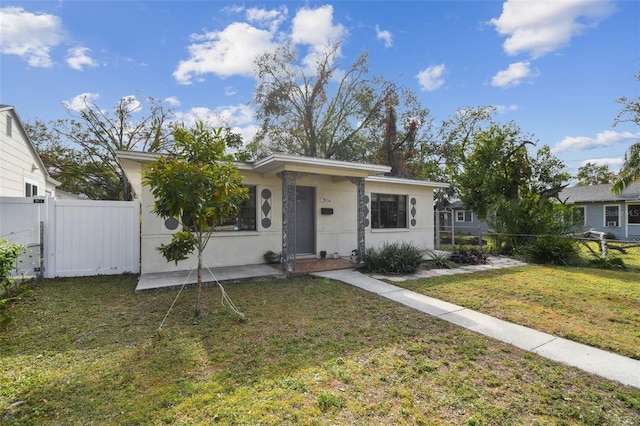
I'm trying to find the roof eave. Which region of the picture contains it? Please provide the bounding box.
[366,175,450,188]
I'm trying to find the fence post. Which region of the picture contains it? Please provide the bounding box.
[451,215,455,246]
[43,197,55,278]
[39,221,44,278]
[435,211,441,250]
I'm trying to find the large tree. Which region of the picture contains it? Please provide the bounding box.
[612,71,640,194]
[143,122,248,317]
[251,41,396,161]
[458,122,571,252]
[576,162,616,186]
[29,95,174,200]
[420,106,497,205]
[366,89,434,178]
[27,119,120,199]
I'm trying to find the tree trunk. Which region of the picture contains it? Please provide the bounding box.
[195,249,202,317]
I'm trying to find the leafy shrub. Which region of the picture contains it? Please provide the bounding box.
[1,240,28,325]
[363,242,424,274]
[523,235,579,266]
[424,251,455,269]
[449,249,488,265]
[589,256,626,270]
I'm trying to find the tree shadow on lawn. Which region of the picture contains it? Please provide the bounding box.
[2,275,640,424]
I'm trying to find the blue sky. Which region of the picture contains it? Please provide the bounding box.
[1,0,639,178]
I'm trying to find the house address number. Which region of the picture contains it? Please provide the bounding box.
[321,197,332,203]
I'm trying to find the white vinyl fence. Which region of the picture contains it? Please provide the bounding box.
[0,197,140,278]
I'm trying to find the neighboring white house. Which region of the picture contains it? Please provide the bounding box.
[0,105,60,197]
[117,151,449,275]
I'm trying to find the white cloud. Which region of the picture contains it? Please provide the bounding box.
[221,5,245,15]
[164,96,181,107]
[173,104,258,143]
[173,22,278,84]
[121,95,142,113]
[66,46,98,71]
[551,130,640,153]
[581,157,624,168]
[375,25,393,48]
[491,61,539,88]
[173,5,350,84]
[246,6,288,33]
[495,104,519,114]
[62,93,100,112]
[0,6,65,67]
[490,0,615,58]
[291,5,346,48]
[215,104,255,125]
[174,104,255,128]
[291,5,347,72]
[224,86,237,96]
[416,64,445,91]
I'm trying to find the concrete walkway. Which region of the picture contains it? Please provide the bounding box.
[135,264,281,293]
[311,267,640,389]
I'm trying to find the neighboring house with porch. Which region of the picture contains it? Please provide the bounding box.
[0,105,60,197]
[559,183,640,240]
[117,151,449,275]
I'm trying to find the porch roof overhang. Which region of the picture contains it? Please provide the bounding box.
[366,175,450,189]
[115,150,254,171]
[252,154,390,178]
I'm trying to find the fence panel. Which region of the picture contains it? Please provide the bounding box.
[0,197,46,278]
[46,199,140,277]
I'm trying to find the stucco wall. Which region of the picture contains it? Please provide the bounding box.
[135,161,441,274]
[140,169,282,274]
[365,179,435,251]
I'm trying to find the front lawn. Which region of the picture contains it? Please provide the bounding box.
[396,264,640,360]
[1,275,639,424]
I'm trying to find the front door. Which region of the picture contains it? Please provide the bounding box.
[296,186,315,254]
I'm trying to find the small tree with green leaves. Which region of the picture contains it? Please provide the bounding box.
[143,122,249,317]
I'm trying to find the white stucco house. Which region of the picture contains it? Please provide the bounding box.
[0,105,60,197]
[117,151,449,275]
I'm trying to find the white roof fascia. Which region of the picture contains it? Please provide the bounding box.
[366,175,450,189]
[114,150,254,171]
[252,153,391,176]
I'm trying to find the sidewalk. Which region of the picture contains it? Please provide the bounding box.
[311,267,640,389]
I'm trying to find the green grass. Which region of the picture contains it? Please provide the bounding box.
[396,260,640,360]
[2,274,640,425]
[600,242,640,270]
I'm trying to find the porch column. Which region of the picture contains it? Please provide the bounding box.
[278,171,297,274]
[350,177,366,262]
